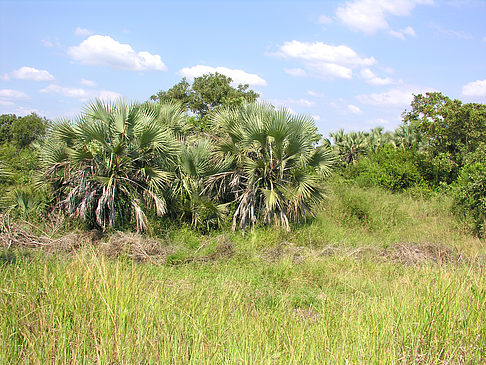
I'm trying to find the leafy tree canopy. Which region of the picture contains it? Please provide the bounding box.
[0,113,48,148]
[402,92,486,160]
[150,73,259,121]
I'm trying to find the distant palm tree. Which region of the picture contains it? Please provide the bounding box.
[330,129,367,164]
[41,100,180,232]
[211,103,335,232]
[393,124,422,151]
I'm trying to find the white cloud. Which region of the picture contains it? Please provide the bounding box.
[292,98,315,107]
[347,104,362,114]
[357,86,434,107]
[462,79,486,97]
[336,0,432,36]
[267,98,315,108]
[318,15,333,28]
[429,23,472,39]
[360,68,394,85]
[277,40,375,79]
[366,118,391,126]
[284,68,307,77]
[312,115,321,121]
[389,26,416,39]
[41,39,53,47]
[80,79,97,87]
[40,84,121,102]
[75,27,93,36]
[179,65,267,86]
[4,66,54,81]
[68,35,167,71]
[0,89,29,106]
[307,90,324,97]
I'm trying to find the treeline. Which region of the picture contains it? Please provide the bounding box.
[328,93,486,236]
[0,74,485,236]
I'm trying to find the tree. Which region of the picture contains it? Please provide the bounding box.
[10,113,48,148]
[150,73,259,121]
[41,100,181,232]
[402,92,486,182]
[0,114,16,144]
[210,104,335,232]
[330,130,367,164]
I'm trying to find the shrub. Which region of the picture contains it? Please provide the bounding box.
[453,146,486,237]
[343,146,427,192]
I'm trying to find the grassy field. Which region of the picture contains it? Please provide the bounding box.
[1,181,485,364]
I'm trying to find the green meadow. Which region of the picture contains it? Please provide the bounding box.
[2,180,485,364]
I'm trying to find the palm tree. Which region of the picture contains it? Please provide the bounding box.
[330,130,367,164]
[41,100,180,232]
[211,103,335,232]
[393,124,422,151]
[170,138,230,230]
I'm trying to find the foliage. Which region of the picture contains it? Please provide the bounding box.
[41,100,181,232]
[0,113,48,148]
[329,129,367,164]
[1,187,485,364]
[150,73,259,121]
[453,144,486,237]
[402,92,486,183]
[169,139,230,231]
[342,146,429,192]
[211,104,335,232]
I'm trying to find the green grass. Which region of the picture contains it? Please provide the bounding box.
[1,181,485,364]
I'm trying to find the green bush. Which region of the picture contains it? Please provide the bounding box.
[453,146,486,237]
[342,146,428,192]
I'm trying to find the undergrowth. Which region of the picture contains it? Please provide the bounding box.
[1,180,485,364]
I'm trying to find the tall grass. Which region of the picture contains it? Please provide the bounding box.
[1,181,485,363]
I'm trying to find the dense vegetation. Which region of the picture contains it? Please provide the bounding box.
[1,74,485,363]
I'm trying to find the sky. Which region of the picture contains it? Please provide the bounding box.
[1,0,485,136]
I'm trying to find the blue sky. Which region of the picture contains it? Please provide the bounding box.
[1,0,485,136]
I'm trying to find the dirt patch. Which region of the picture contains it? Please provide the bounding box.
[382,242,468,266]
[103,231,172,264]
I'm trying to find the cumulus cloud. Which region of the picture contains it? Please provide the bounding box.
[336,0,432,36]
[179,65,267,86]
[0,89,29,106]
[68,35,167,71]
[277,40,376,79]
[462,79,486,97]
[40,84,121,102]
[75,27,93,36]
[357,86,434,107]
[360,68,394,85]
[4,66,54,81]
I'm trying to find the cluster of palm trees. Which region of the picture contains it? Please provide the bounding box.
[41,100,335,232]
[328,125,421,164]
